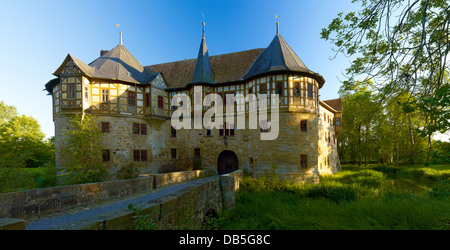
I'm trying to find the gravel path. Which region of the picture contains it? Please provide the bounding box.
[26,177,212,230]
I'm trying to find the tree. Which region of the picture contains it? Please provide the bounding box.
[0,101,18,125]
[59,114,106,184]
[0,113,54,168]
[321,0,450,134]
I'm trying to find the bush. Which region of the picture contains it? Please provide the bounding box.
[0,167,36,193]
[117,164,139,179]
[158,158,194,173]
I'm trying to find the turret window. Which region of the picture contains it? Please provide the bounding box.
[276,82,283,96]
[294,82,300,96]
[68,83,75,99]
[307,84,313,98]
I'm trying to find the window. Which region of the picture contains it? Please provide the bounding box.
[328,132,331,143]
[145,93,150,107]
[158,95,164,109]
[133,123,140,134]
[260,84,267,94]
[194,148,200,158]
[300,154,308,169]
[141,124,147,135]
[141,150,148,162]
[133,150,147,162]
[85,87,89,100]
[128,91,136,106]
[102,150,110,162]
[171,148,177,159]
[102,122,110,133]
[300,120,307,132]
[336,118,341,126]
[68,83,75,99]
[294,82,300,96]
[248,87,253,94]
[133,150,140,162]
[307,84,313,98]
[206,129,212,136]
[276,82,283,96]
[102,89,109,102]
[222,123,234,136]
[171,126,177,137]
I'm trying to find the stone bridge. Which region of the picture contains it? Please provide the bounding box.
[0,170,242,230]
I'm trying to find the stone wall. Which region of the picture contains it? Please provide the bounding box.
[0,176,154,219]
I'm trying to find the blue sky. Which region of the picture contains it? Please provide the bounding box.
[0,0,359,139]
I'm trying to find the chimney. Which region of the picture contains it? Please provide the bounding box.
[100,50,109,57]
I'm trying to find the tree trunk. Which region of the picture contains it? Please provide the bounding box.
[408,115,415,165]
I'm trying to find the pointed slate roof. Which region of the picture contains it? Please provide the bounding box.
[190,22,214,85]
[53,41,154,85]
[243,27,325,87]
[88,44,153,84]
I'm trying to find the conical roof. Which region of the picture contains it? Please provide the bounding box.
[190,23,214,84]
[243,26,324,87]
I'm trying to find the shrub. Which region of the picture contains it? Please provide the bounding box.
[0,166,36,193]
[117,164,139,179]
[158,158,194,173]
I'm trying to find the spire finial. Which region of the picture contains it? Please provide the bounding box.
[202,14,205,39]
[275,15,279,35]
[116,24,123,45]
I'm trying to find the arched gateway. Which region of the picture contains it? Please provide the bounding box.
[217,150,238,175]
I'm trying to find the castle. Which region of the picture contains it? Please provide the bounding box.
[45,22,342,183]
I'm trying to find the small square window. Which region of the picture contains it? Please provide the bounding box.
[171,126,177,137]
[171,148,177,159]
[141,150,147,162]
[102,122,110,133]
[128,91,136,106]
[300,154,308,169]
[133,150,140,162]
[102,149,110,162]
[194,148,200,158]
[158,95,164,109]
[133,123,140,134]
[300,120,307,132]
[141,124,147,135]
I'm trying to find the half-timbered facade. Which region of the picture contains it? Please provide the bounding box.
[45,23,342,183]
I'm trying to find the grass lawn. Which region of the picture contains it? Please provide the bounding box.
[218,164,450,230]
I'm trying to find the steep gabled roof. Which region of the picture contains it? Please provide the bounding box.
[146,48,263,89]
[53,54,95,77]
[323,98,343,112]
